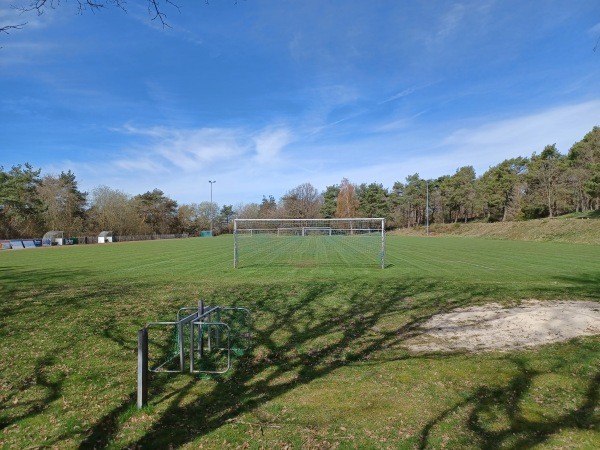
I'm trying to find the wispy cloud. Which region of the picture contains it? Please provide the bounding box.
[70,123,298,203]
[306,100,600,189]
[112,122,297,176]
[404,100,600,185]
[379,80,440,105]
[0,4,59,30]
[420,0,496,49]
[117,125,249,172]
[124,2,206,46]
[253,127,293,165]
[373,110,428,133]
[0,41,60,68]
[113,157,166,173]
[443,100,600,157]
[379,87,417,105]
[67,100,600,205]
[436,3,467,41]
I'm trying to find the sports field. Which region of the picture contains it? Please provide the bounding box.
[1,235,600,448]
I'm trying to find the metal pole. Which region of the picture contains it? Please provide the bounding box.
[426,180,430,237]
[380,218,385,269]
[209,180,216,236]
[198,300,204,360]
[233,219,238,268]
[178,321,185,372]
[137,328,148,409]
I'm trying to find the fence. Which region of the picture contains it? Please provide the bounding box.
[0,233,191,250]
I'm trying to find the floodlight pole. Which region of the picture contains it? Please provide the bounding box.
[426,180,430,237]
[209,180,216,236]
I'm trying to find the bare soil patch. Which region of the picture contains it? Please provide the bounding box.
[405,300,600,353]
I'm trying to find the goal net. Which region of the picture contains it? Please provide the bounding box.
[233,218,385,269]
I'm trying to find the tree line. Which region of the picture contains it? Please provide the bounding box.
[1,126,599,239]
[0,169,231,239]
[245,126,600,226]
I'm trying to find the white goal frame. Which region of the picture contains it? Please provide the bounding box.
[233,218,385,269]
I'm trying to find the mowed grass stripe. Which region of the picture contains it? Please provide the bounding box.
[386,236,599,282]
[235,234,383,269]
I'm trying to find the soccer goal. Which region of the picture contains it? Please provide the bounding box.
[233,218,385,269]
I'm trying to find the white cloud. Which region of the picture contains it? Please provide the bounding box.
[55,100,600,207]
[253,127,293,165]
[157,129,247,171]
[295,100,600,190]
[443,100,600,161]
[118,125,249,172]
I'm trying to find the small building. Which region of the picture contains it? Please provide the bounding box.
[98,231,113,244]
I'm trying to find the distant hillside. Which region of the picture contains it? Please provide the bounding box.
[390,215,600,245]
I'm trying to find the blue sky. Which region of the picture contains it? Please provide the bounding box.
[2,1,600,208]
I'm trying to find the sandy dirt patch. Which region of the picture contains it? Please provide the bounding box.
[404,300,600,353]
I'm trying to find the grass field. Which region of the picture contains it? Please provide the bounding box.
[1,235,600,449]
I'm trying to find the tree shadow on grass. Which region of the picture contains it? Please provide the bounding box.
[0,271,174,444]
[417,353,600,449]
[76,279,490,448]
[7,272,600,449]
[551,272,600,300]
[121,279,600,449]
[0,347,69,432]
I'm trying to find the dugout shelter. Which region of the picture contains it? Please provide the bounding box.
[42,231,64,246]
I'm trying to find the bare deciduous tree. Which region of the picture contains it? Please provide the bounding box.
[335,178,359,218]
[3,0,184,35]
[0,23,27,35]
[281,182,322,219]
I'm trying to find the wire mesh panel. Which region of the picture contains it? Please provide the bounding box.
[191,322,231,375]
[146,323,186,373]
[233,218,385,269]
[220,307,252,354]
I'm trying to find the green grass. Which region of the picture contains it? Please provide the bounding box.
[235,234,383,268]
[557,210,600,220]
[1,236,600,449]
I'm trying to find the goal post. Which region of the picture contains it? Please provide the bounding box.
[233,218,385,269]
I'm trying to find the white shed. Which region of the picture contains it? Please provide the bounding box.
[98,231,113,243]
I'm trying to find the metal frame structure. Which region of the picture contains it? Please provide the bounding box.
[137,300,251,408]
